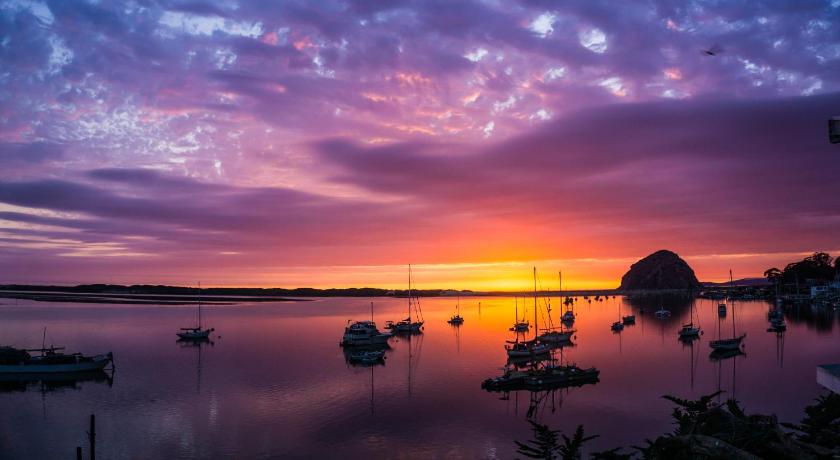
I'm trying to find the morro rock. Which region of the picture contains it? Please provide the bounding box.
[619,250,701,290]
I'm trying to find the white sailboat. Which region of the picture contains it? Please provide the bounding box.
[387,265,424,333]
[177,284,214,340]
[508,268,553,357]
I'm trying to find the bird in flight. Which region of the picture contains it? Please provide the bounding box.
[702,44,723,56]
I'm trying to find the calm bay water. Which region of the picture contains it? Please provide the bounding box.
[0,295,838,459]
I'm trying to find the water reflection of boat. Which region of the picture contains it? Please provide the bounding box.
[345,349,386,366]
[0,369,113,393]
[709,348,745,362]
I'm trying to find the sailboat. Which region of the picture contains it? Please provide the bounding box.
[611,300,624,331]
[537,271,575,343]
[447,296,464,324]
[177,284,214,340]
[679,300,701,339]
[387,265,424,333]
[559,272,575,323]
[710,273,745,351]
[654,294,671,318]
[507,268,552,357]
[510,297,530,332]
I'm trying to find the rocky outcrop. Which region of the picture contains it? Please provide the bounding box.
[619,250,701,290]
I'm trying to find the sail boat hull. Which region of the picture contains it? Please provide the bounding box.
[177,329,213,340]
[709,334,745,351]
[0,353,112,374]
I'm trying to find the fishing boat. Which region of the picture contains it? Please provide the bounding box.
[510,297,530,332]
[388,265,424,333]
[177,284,214,340]
[0,329,113,374]
[678,301,702,339]
[710,281,745,351]
[447,296,464,324]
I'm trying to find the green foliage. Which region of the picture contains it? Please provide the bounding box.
[783,392,840,449]
[515,422,596,460]
[774,252,836,286]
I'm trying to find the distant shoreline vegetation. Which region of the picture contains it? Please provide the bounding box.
[764,251,840,288]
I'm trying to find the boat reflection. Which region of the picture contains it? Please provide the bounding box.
[0,369,113,394]
[177,336,213,393]
[342,347,387,367]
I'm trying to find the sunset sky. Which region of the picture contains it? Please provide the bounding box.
[1,1,839,290]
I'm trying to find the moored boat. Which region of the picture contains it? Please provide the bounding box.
[0,346,113,374]
[341,320,392,347]
[177,284,214,340]
[622,315,635,325]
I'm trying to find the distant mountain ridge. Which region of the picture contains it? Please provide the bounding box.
[701,277,771,287]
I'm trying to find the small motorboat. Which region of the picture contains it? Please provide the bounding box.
[654,308,671,318]
[622,315,635,325]
[610,321,624,332]
[718,303,727,317]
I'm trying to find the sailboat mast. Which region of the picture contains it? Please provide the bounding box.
[408,264,412,323]
[198,282,202,329]
[533,267,538,339]
[730,270,735,337]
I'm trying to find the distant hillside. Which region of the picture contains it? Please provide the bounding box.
[0,284,472,298]
[702,277,771,287]
[619,250,701,290]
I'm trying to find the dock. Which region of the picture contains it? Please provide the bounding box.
[817,364,840,394]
